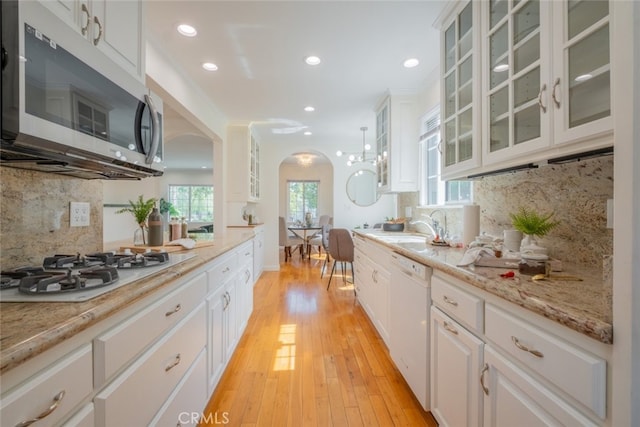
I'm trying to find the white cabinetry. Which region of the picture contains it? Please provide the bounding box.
[374,94,419,193]
[0,345,93,427]
[430,271,608,425]
[227,126,261,202]
[206,239,255,394]
[352,236,391,344]
[430,273,484,427]
[438,0,482,179]
[37,0,145,81]
[253,226,265,282]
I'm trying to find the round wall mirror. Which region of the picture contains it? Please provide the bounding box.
[346,170,379,207]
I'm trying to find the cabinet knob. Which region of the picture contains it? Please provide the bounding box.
[165,304,182,317]
[552,78,561,109]
[93,16,103,46]
[443,295,458,307]
[480,364,489,396]
[165,353,181,372]
[443,320,459,335]
[538,83,548,113]
[15,390,66,427]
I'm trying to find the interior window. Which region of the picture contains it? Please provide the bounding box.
[168,185,214,222]
[419,108,472,206]
[287,180,319,223]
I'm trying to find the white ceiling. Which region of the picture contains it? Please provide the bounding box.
[149,0,446,169]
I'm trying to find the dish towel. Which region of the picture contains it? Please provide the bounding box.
[457,247,495,267]
[166,238,197,249]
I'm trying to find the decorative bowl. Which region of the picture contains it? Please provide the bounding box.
[382,223,405,232]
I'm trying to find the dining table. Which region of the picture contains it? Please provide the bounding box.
[288,225,322,257]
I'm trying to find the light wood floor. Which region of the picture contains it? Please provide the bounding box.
[201,252,438,427]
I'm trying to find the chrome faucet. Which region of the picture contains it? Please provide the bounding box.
[409,219,438,238]
[428,209,448,241]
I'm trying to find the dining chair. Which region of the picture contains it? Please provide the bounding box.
[326,228,355,295]
[307,215,331,259]
[279,216,303,261]
[310,224,332,276]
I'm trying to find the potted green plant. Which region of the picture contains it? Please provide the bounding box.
[116,196,157,245]
[509,207,559,251]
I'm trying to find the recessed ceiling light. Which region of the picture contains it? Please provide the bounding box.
[177,24,197,37]
[202,62,218,71]
[304,131,312,136]
[493,63,509,73]
[304,106,315,112]
[305,55,321,66]
[575,74,593,82]
[403,58,419,68]
[201,166,207,169]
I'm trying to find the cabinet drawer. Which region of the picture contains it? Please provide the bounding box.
[431,273,483,334]
[94,272,206,387]
[62,403,94,427]
[0,345,92,427]
[237,242,253,267]
[485,304,606,419]
[94,304,206,427]
[150,349,208,427]
[207,252,237,293]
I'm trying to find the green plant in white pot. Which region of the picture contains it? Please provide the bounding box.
[116,195,157,245]
[509,207,560,253]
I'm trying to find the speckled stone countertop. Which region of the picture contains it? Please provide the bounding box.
[354,230,612,345]
[0,229,257,374]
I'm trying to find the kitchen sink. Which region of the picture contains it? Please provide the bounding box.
[369,233,430,244]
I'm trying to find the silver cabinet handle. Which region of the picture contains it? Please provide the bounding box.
[537,83,547,113]
[15,390,66,427]
[92,16,102,46]
[511,336,544,358]
[245,269,251,283]
[222,266,230,274]
[165,304,182,317]
[480,364,489,395]
[80,4,90,36]
[443,295,458,307]
[443,320,458,335]
[165,353,181,372]
[552,78,561,108]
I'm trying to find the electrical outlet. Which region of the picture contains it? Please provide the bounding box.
[70,202,90,227]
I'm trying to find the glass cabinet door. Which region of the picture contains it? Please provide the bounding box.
[553,0,610,140]
[486,0,547,157]
[376,102,389,189]
[442,2,475,169]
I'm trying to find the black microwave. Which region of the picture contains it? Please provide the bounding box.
[1,0,163,179]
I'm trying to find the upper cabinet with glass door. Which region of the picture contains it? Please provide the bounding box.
[551,0,611,146]
[438,0,482,180]
[375,94,419,193]
[482,0,612,169]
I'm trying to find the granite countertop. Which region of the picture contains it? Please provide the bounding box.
[0,229,257,374]
[354,230,612,345]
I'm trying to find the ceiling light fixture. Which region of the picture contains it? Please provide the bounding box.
[177,24,197,37]
[202,62,218,71]
[336,127,376,167]
[403,58,420,68]
[304,106,315,112]
[293,152,316,167]
[304,131,312,136]
[305,55,321,65]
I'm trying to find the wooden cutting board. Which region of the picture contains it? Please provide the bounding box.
[120,240,215,253]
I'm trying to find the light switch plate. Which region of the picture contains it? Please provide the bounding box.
[70,202,90,227]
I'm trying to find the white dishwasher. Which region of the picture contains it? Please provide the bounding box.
[389,252,432,411]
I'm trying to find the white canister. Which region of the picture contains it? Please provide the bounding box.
[503,229,523,252]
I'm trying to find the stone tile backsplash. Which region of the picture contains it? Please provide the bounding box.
[399,156,613,267]
[0,168,104,270]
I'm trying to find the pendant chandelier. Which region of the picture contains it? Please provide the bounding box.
[336,126,377,167]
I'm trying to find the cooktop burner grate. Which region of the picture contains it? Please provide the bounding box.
[18,266,119,294]
[43,253,105,270]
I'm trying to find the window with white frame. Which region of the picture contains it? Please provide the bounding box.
[419,107,472,206]
[287,180,318,223]
[168,185,214,222]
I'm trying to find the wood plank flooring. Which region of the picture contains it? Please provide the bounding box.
[201,252,438,426]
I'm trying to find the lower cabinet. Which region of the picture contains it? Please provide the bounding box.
[94,304,207,427]
[430,306,483,427]
[431,271,608,426]
[483,346,598,427]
